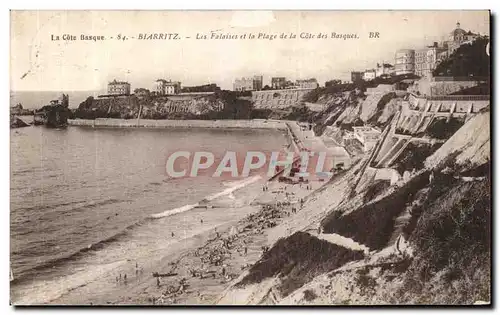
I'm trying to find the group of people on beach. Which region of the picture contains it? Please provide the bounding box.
[116,262,143,285]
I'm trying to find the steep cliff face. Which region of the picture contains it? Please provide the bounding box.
[425,110,490,169]
[73,93,258,120]
[216,106,490,306]
[74,94,228,120]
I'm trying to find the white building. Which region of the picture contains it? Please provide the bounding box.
[107,80,131,95]
[395,49,415,75]
[363,69,377,81]
[352,126,381,152]
[155,79,181,95]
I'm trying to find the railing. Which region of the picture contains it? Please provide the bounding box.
[432,76,489,82]
[409,93,489,102]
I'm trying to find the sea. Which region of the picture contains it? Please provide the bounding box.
[10,90,103,109]
[10,124,287,304]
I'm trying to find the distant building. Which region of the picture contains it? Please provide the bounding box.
[446,22,480,55]
[155,79,181,95]
[363,69,376,81]
[395,49,415,75]
[253,75,263,91]
[233,76,263,91]
[351,71,364,82]
[415,44,448,77]
[108,80,131,95]
[295,78,319,89]
[271,77,287,89]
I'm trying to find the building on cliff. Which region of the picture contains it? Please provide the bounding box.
[295,78,319,89]
[446,22,479,55]
[395,49,416,75]
[363,70,377,81]
[351,71,364,83]
[375,63,395,78]
[271,77,287,89]
[395,22,480,78]
[233,76,263,91]
[415,43,448,78]
[107,79,131,95]
[155,79,181,95]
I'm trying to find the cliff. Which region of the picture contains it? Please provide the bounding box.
[425,109,490,169]
[216,102,490,305]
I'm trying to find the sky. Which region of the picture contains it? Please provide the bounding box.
[10,10,490,92]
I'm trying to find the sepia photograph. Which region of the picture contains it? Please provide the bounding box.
[9,10,491,306]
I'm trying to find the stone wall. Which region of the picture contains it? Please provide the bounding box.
[252,88,314,109]
[68,118,288,130]
[411,77,483,96]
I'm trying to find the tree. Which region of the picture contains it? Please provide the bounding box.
[134,88,150,96]
[325,79,342,87]
[433,36,490,78]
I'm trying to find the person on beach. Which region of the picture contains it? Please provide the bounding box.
[157,277,160,288]
[200,218,203,224]
[124,274,127,284]
[172,232,175,237]
[244,247,248,255]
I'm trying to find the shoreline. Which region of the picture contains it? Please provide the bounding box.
[49,175,325,305]
[13,119,313,305]
[68,118,290,131]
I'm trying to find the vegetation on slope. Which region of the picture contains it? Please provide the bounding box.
[433,36,490,78]
[391,142,443,174]
[397,170,491,304]
[422,117,465,140]
[322,171,431,250]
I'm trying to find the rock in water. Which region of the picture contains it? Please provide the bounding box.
[10,115,29,129]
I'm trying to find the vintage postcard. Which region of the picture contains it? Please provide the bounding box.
[10,10,491,306]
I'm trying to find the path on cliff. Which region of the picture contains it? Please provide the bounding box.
[313,232,370,254]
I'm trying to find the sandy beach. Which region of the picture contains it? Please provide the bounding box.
[48,175,325,305]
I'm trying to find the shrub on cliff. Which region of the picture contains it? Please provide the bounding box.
[391,142,443,174]
[397,174,491,304]
[433,36,490,78]
[322,171,431,250]
[424,117,464,139]
[237,232,364,296]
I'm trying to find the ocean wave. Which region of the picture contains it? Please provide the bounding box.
[11,220,144,283]
[12,176,262,282]
[150,175,262,219]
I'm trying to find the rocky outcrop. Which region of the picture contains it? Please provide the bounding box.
[425,109,490,169]
[10,115,29,128]
[34,104,72,128]
[74,93,234,120]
